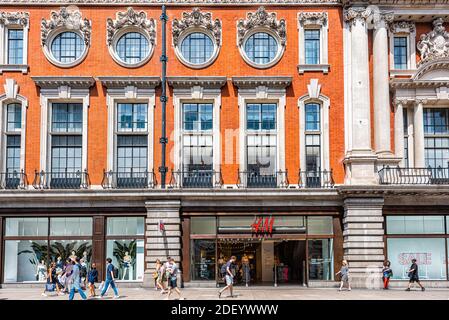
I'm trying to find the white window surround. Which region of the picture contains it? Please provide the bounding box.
[298,79,330,172]
[106,7,156,68]
[389,21,417,77]
[168,76,226,176]
[297,12,329,74]
[98,76,159,176]
[0,11,29,74]
[232,77,291,175]
[172,8,221,69]
[237,7,286,70]
[41,7,91,68]
[32,76,95,174]
[0,78,27,173]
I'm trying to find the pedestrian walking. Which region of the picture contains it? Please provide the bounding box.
[68,258,87,300]
[406,259,425,291]
[154,259,165,291]
[87,263,99,297]
[218,256,236,298]
[99,258,120,299]
[336,260,351,291]
[62,258,73,294]
[166,258,183,300]
[382,260,393,290]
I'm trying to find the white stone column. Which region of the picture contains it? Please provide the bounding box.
[142,200,181,287]
[373,12,394,156]
[343,7,377,185]
[394,100,405,165]
[413,100,425,167]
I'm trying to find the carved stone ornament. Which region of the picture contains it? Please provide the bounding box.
[41,7,91,46]
[417,18,449,65]
[237,7,286,46]
[343,7,372,28]
[389,21,416,34]
[372,11,394,29]
[0,11,29,27]
[298,12,328,27]
[172,8,221,46]
[0,0,340,5]
[107,8,156,46]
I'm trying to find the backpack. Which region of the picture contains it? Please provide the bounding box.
[220,264,227,277]
[113,265,119,279]
[80,265,87,278]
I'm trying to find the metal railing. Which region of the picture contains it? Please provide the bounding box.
[298,170,335,188]
[169,170,223,189]
[33,170,90,189]
[237,170,289,188]
[101,170,157,189]
[0,170,28,189]
[378,166,449,185]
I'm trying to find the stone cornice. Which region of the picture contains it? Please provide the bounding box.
[106,7,156,47]
[232,76,292,89]
[167,76,227,89]
[97,76,161,89]
[0,0,341,5]
[390,78,449,89]
[32,76,96,89]
[343,0,449,5]
[338,185,449,197]
[0,11,29,27]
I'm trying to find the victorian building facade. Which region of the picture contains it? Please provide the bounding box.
[0,0,448,289]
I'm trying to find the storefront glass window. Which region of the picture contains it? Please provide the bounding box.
[307,216,333,235]
[4,240,48,282]
[308,239,334,280]
[191,240,216,280]
[50,217,92,236]
[106,239,144,281]
[49,240,92,265]
[386,216,445,234]
[107,217,144,236]
[191,217,216,235]
[5,218,48,237]
[387,238,447,280]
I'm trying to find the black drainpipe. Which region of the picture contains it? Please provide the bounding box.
[159,5,168,188]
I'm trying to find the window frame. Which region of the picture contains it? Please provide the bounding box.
[43,29,89,68]
[388,22,417,75]
[109,27,154,68]
[0,12,29,74]
[239,28,283,69]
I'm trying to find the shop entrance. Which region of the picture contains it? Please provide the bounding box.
[217,239,307,286]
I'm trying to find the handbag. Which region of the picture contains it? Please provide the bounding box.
[152,271,159,279]
[46,283,56,292]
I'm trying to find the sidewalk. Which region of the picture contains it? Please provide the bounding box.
[1,286,448,300]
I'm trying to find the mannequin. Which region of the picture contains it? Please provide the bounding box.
[69,251,77,261]
[82,251,90,269]
[122,252,132,280]
[56,256,64,274]
[36,260,47,282]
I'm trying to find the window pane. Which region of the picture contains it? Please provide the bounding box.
[50,217,92,236]
[4,240,48,282]
[51,32,85,63]
[107,217,145,236]
[308,216,333,234]
[305,103,320,131]
[387,216,445,234]
[191,217,216,235]
[7,29,23,64]
[106,239,144,281]
[5,218,48,237]
[116,135,148,173]
[182,103,213,131]
[117,103,148,132]
[49,240,92,268]
[180,32,214,64]
[6,135,21,173]
[387,238,447,280]
[116,32,149,64]
[7,103,22,132]
[244,32,278,65]
[246,104,276,131]
[191,239,216,280]
[304,29,320,65]
[393,37,408,70]
[308,239,334,280]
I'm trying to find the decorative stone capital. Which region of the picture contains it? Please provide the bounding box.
[389,21,415,34]
[0,11,29,27]
[415,98,428,106]
[393,98,408,107]
[41,7,91,46]
[298,12,328,27]
[237,7,286,47]
[372,11,394,30]
[417,18,449,65]
[343,7,372,29]
[172,7,221,46]
[106,7,156,46]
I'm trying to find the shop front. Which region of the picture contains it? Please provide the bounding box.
[183,213,341,286]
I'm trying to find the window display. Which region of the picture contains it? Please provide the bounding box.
[191,240,216,280]
[308,239,334,280]
[49,240,92,265]
[4,240,48,282]
[106,239,144,281]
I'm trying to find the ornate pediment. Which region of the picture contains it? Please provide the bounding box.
[298,12,328,27]
[41,7,91,46]
[0,11,29,27]
[106,8,156,46]
[237,7,286,47]
[172,8,221,46]
[389,21,415,34]
[417,18,449,65]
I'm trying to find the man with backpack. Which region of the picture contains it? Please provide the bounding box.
[98,257,120,299]
[166,258,184,300]
[218,256,236,298]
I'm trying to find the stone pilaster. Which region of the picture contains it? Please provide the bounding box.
[142,200,181,287]
[343,7,377,185]
[343,197,385,289]
[413,100,425,167]
[394,100,405,166]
